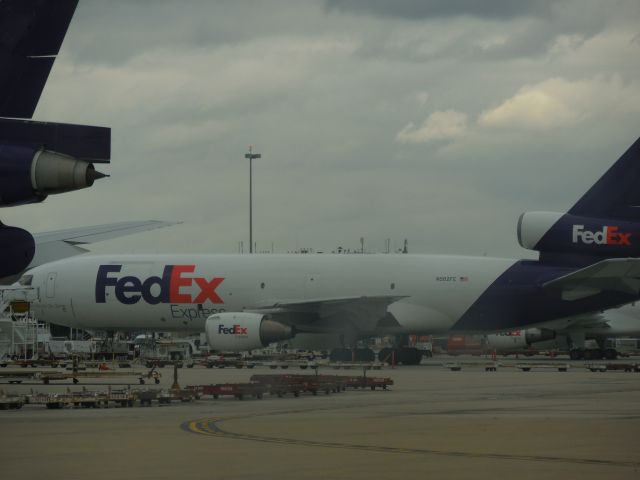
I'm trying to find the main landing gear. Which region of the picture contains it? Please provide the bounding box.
[569,348,618,360]
[377,347,423,365]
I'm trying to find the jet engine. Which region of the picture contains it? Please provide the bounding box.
[205,312,294,352]
[486,328,556,351]
[0,119,110,277]
[0,119,110,206]
[524,328,556,344]
[0,144,106,206]
[0,224,35,278]
[517,212,564,251]
[485,330,530,350]
[518,211,640,257]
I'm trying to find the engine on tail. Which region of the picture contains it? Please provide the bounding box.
[518,211,640,258]
[0,144,106,206]
[0,120,110,277]
[205,312,294,352]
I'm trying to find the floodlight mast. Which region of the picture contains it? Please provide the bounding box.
[244,146,261,254]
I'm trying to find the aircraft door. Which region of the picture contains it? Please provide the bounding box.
[46,272,57,298]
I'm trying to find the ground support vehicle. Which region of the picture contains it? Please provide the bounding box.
[181,386,202,400]
[136,389,159,406]
[329,362,384,370]
[0,393,24,409]
[199,383,266,400]
[601,362,640,372]
[144,359,184,368]
[340,375,394,390]
[250,374,348,396]
[249,375,307,397]
[22,388,198,409]
[11,359,63,368]
[104,388,135,407]
[204,358,257,369]
[30,391,106,409]
[585,363,640,372]
[515,363,570,372]
[166,388,198,402]
[38,372,75,384]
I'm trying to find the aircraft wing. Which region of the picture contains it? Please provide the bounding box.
[27,220,179,269]
[252,295,407,333]
[0,0,79,118]
[543,258,640,301]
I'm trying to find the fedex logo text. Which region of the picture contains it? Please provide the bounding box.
[217,324,248,335]
[572,225,631,246]
[497,330,522,337]
[95,264,224,305]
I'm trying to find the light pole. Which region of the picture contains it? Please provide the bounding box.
[244,146,261,253]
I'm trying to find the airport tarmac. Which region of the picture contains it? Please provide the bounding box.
[1,359,639,480]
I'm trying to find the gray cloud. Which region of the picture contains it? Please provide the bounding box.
[3,0,639,259]
[324,0,562,20]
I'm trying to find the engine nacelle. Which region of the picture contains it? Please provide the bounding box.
[518,211,640,257]
[517,212,564,250]
[0,119,110,206]
[205,312,294,352]
[0,143,106,206]
[485,330,529,350]
[486,328,556,351]
[0,224,35,278]
[524,328,556,344]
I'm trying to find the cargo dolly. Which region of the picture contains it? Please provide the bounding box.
[250,373,392,395]
[250,374,321,397]
[341,375,394,390]
[0,392,24,409]
[198,383,267,400]
[585,362,640,372]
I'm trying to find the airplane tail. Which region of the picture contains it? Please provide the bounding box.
[517,137,640,264]
[0,0,78,118]
[0,0,110,278]
[568,136,640,220]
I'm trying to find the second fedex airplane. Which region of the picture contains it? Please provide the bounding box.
[22,137,640,352]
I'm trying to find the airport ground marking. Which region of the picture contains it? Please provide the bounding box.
[180,416,639,469]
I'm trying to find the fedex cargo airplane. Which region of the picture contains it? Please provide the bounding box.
[21,137,640,355]
[484,303,640,359]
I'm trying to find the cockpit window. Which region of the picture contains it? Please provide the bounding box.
[18,274,33,286]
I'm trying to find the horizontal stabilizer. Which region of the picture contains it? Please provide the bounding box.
[543,258,640,301]
[0,119,110,162]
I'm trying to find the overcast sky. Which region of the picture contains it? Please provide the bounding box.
[4,0,640,257]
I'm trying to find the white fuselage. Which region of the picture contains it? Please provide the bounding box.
[27,254,517,334]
